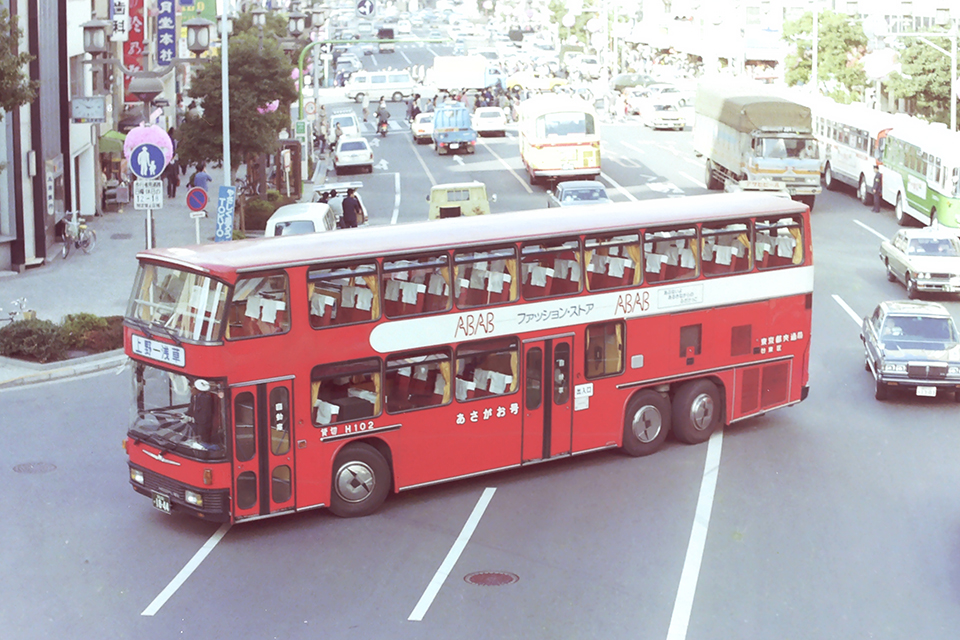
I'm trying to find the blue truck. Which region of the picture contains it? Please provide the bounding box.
[431,103,477,155]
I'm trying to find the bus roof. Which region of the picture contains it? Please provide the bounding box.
[885,118,960,162]
[138,193,807,282]
[518,93,598,116]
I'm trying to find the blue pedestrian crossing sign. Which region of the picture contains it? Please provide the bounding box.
[356,0,376,18]
[130,143,167,180]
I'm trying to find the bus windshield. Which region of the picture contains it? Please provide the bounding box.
[537,111,595,137]
[129,363,228,461]
[127,264,229,343]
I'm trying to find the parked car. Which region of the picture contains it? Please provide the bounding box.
[309,181,366,227]
[397,19,412,34]
[329,110,361,139]
[546,180,611,207]
[611,72,656,92]
[336,53,363,73]
[646,82,696,107]
[471,107,507,136]
[412,112,435,144]
[861,300,960,401]
[333,136,374,174]
[879,227,960,298]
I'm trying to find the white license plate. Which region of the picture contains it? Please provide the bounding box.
[449,143,460,149]
[153,493,172,514]
[916,386,937,397]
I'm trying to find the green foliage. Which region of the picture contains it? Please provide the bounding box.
[232,229,247,240]
[59,313,108,349]
[176,31,299,173]
[548,0,595,47]
[244,197,277,231]
[0,314,124,362]
[886,35,953,125]
[0,9,38,120]
[783,10,868,101]
[0,319,68,363]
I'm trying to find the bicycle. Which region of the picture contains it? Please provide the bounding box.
[0,298,28,325]
[61,210,97,258]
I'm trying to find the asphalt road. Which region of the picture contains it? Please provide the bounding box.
[4,41,960,640]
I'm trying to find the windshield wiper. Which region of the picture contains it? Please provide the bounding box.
[147,321,183,347]
[126,317,154,340]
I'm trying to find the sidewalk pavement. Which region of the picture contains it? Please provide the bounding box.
[0,163,321,390]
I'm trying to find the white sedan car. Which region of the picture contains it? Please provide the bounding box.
[333,136,374,174]
[412,112,435,144]
[471,107,507,137]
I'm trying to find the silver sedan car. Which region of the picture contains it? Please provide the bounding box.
[879,227,960,298]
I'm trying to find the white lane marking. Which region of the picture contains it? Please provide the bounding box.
[454,155,465,166]
[478,142,533,194]
[399,49,412,66]
[620,141,647,155]
[408,487,496,621]
[391,172,401,225]
[832,294,862,325]
[600,171,638,202]
[141,523,231,616]
[853,219,888,241]
[679,171,706,189]
[407,135,437,186]
[666,429,723,640]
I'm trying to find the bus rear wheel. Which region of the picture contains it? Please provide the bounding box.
[622,390,671,457]
[330,443,391,518]
[823,163,836,190]
[671,379,722,444]
[895,193,908,226]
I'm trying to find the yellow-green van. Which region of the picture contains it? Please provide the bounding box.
[427,181,495,219]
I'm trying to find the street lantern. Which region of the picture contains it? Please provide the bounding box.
[81,19,113,54]
[310,6,325,30]
[184,16,215,55]
[252,6,267,28]
[288,9,308,38]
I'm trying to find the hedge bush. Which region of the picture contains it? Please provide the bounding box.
[0,314,124,363]
[244,197,276,231]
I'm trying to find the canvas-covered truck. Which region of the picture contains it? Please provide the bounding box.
[693,82,821,210]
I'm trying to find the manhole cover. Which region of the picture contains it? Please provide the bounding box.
[14,462,57,474]
[464,571,519,587]
[110,233,133,240]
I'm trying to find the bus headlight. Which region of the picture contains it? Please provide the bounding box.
[185,490,203,507]
[130,468,144,484]
[883,362,907,374]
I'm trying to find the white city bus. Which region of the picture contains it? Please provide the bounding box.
[517,94,600,185]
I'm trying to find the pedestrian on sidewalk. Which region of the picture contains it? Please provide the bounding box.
[341,188,363,228]
[193,164,213,193]
[162,156,181,198]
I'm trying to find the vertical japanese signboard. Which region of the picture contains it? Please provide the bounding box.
[158,0,178,66]
[123,0,145,102]
[110,0,130,42]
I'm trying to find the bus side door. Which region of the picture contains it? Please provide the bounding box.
[231,379,295,520]
[521,337,573,462]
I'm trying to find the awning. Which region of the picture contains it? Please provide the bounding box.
[99,129,127,155]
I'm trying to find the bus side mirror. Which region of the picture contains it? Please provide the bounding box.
[490,193,497,203]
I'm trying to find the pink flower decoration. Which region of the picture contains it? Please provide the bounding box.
[257,99,280,114]
[123,124,174,163]
[291,68,300,80]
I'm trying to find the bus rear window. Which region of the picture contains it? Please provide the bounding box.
[537,112,595,137]
[755,216,803,269]
[127,264,228,343]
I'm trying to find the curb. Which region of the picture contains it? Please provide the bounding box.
[0,349,128,389]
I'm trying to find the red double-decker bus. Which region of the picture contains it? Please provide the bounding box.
[123,192,812,522]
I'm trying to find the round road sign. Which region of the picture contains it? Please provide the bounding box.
[186,187,209,212]
[130,143,167,179]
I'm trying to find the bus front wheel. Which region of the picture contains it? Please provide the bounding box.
[823,163,836,190]
[622,390,671,457]
[895,194,908,226]
[671,379,722,444]
[330,443,391,518]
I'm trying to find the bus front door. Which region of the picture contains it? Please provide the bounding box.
[231,379,295,520]
[521,337,573,463]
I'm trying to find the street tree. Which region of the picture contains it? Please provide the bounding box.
[0,9,38,120]
[885,35,953,125]
[783,10,868,103]
[176,30,298,180]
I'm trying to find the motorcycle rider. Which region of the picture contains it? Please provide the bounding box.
[376,102,390,134]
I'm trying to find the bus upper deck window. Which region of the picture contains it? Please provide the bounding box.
[520,239,582,300]
[307,262,380,328]
[643,227,698,284]
[584,234,641,291]
[701,221,752,277]
[755,216,803,269]
[454,246,518,309]
[227,274,290,339]
[382,254,452,318]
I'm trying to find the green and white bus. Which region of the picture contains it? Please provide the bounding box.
[879,120,960,228]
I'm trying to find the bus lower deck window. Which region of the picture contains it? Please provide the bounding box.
[455,338,519,401]
[385,350,451,413]
[311,359,382,425]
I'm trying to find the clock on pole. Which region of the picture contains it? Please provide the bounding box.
[356,0,376,19]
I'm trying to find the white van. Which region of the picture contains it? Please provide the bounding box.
[265,203,337,236]
[427,181,495,219]
[344,70,418,103]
